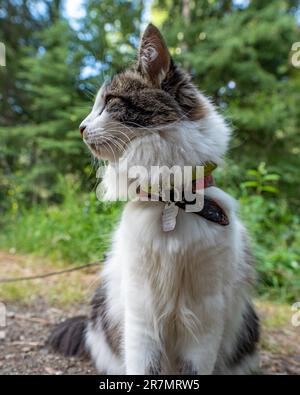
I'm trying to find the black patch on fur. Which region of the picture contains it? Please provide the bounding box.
[228,303,260,367]
[148,364,161,375]
[90,285,121,355]
[179,360,198,375]
[106,86,183,127]
[47,316,88,358]
[162,61,207,120]
[146,351,162,375]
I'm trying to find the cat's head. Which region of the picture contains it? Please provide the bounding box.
[80,24,229,165]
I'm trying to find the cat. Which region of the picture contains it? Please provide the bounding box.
[48,23,259,375]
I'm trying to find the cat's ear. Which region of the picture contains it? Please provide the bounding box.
[137,23,171,87]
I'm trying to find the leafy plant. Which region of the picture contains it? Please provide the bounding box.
[241,162,280,195]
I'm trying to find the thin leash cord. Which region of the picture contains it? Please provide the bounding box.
[0,261,102,284]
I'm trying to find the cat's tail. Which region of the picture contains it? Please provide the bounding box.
[47,316,89,358]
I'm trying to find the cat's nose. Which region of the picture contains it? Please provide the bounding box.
[79,125,86,136]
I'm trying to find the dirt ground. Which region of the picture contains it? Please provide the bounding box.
[0,251,299,375]
[0,302,95,375]
[0,301,299,375]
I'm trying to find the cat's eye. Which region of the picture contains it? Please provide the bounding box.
[99,95,114,115]
[105,95,114,105]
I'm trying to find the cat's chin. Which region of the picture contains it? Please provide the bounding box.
[88,144,120,162]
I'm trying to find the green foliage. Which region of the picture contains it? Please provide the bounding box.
[0,176,122,263]
[240,192,300,302]
[241,162,280,195]
[0,16,89,209]
[155,0,300,204]
[214,160,300,302]
[152,0,300,302]
[80,0,144,74]
[0,1,143,210]
[1,173,299,302]
[0,0,50,126]
[0,0,299,303]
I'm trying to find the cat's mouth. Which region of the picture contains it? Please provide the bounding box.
[83,133,128,161]
[83,122,141,160]
[84,138,108,157]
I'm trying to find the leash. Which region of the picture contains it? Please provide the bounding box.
[0,261,101,284]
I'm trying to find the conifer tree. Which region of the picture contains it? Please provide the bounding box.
[154,0,300,201]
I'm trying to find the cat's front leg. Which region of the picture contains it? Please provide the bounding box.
[124,308,161,375]
[179,334,222,375]
[179,294,225,375]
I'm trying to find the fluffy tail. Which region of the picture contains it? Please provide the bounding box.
[47,316,88,358]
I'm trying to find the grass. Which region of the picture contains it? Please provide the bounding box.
[1,181,299,372]
[0,182,122,265]
[256,300,293,330]
[0,180,122,305]
[0,251,100,305]
[0,250,295,324]
[256,299,299,355]
[0,180,299,304]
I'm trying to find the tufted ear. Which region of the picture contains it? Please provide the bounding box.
[137,23,171,87]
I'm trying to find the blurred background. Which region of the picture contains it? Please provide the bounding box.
[0,1,299,306]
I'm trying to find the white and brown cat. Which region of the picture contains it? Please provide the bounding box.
[48,24,259,375]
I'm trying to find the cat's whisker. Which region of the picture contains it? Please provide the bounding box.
[111,129,134,142]
[88,129,131,152]
[82,87,96,100]
[87,134,127,153]
[100,138,118,163]
[105,133,130,149]
[105,123,136,138]
[104,136,127,155]
[92,126,133,143]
